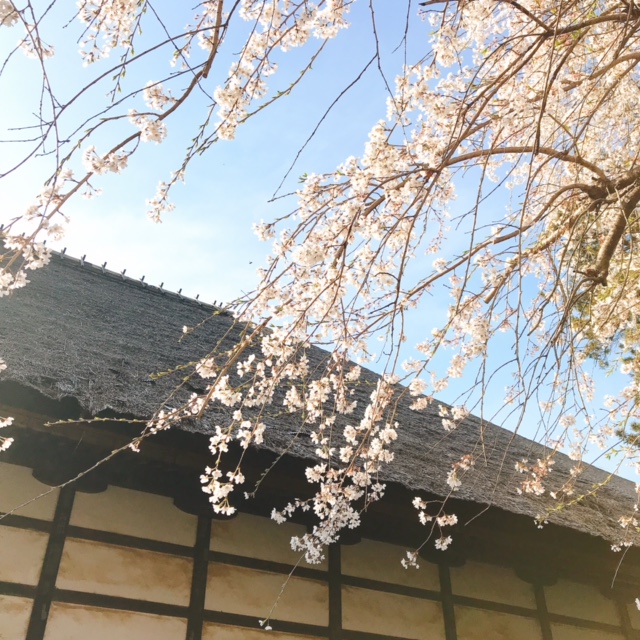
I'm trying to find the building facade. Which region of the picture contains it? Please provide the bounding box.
[1,254,639,640]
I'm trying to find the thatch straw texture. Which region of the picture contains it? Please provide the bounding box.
[1,253,636,545]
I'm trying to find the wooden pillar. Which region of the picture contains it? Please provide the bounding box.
[26,484,75,640]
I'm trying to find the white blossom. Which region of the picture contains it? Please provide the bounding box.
[143,81,175,111]
[0,0,18,27]
[435,536,452,551]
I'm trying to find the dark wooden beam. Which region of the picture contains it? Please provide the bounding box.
[26,484,75,640]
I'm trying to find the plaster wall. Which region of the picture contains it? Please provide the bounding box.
[205,562,328,625]
[550,623,624,640]
[342,585,445,639]
[0,460,634,640]
[545,578,620,624]
[0,595,31,640]
[342,537,439,589]
[43,603,187,640]
[70,485,197,546]
[0,461,58,520]
[210,511,325,568]
[56,538,193,605]
[450,560,536,608]
[202,624,317,640]
[0,526,47,585]
[454,606,541,640]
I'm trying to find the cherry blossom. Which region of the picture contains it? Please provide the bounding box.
[3,0,640,565]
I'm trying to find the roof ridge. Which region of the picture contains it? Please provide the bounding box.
[51,249,230,315]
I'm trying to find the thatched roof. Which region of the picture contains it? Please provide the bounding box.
[0,252,637,546]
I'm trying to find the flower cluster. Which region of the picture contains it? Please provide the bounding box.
[213,0,350,140]
[143,82,175,112]
[515,457,555,497]
[128,110,167,144]
[1,237,52,297]
[145,181,175,223]
[438,404,469,432]
[7,0,640,577]
[187,336,400,554]
[411,496,458,553]
[0,359,13,449]
[77,0,141,63]
[0,0,17,27]
[82,146,129,175]
[447,454,475,491]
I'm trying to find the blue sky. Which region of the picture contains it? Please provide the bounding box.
[1,1,423,302]
[0,2,634,478]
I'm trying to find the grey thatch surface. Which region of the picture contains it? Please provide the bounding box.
[1,253,638,545]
